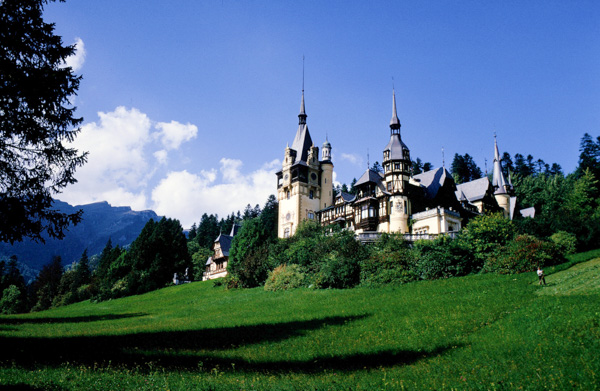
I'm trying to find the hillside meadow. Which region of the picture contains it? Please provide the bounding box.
[0,250,599,390]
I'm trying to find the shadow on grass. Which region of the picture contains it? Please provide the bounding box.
[0,313,455,373]
[0,313,148,325]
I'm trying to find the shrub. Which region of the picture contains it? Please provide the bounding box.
[413,235,473,280]
[224,275,241,290]
[483,234,562,274]
[264,264,305,291]
[459,213,516,270]
[212,278,224,287]
[360,240,417,286]
[315,250,361,289]
[549,231,577,256]
[0,285,23,315]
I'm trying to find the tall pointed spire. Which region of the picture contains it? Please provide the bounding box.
[298,89,306,125]
[298,56,307,125]
[390,88,401,133]
[492,133,507,193]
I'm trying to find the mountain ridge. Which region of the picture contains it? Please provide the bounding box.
[0,200,162,278]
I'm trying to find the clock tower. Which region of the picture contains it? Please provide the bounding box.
[276,90,333,238]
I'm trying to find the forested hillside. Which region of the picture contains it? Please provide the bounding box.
[0,200,160,274]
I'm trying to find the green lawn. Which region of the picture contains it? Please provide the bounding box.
[0,251,598,390]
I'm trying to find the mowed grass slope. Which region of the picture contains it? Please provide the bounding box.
[0,252,599,390]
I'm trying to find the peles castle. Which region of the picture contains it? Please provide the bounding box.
[276,90,516,240]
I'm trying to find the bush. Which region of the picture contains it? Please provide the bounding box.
[483,234,562,274]
[413,236,473,280]
[459,213,516,270]
[549,231,577,256]
[360,235,417,286]
[264,264,305,291]
[0,285,23,315]
[315,250,361,289]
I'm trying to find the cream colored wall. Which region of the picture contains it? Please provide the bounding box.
[320,163,333,210]
[412,208,462,235]
[389,195,410,233]
[278,177,322,238]
[495,193,510,219]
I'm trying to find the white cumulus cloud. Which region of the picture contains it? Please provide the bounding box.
[340,152,363,167]
[60,107,154,207]
[155,121,198,150]
[63,37,86,71]
[151,159,280,228]
[60,106,279,228]
[154,149,168,165]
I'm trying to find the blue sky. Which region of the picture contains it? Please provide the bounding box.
[46,1,600,228]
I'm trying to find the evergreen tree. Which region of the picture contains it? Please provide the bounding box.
[32,256,63,311]
[371,161,383,173]
[196,213,220,249]
[450,153,482,184]
[260,194,278,241]
[0,0,87,244]
[228,217,273,288]
[412,158,423,175]
[72,249,91,291]
[188,223,198,241]
[501,152,514,178]
[125,217,192,294]
[349,178,358,195]
[576,133,600,184]
[548,163,562,176]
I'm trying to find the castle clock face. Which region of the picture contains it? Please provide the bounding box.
[286,212,291,221]
[284,174,289,180]
[311,173,317,181]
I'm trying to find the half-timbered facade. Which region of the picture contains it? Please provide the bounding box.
[277,89,515,238]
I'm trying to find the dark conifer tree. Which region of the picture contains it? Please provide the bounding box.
[0,0,87,244]
[32,256,63,311]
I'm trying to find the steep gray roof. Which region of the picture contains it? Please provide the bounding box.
[413,167,453,200]
[492,137,507,194]
[229,223,241,237]
[355,168,384,187]
[339,191,356,202]
[520,207,535,218]
[455,177,491,202]
[290,89,313,163]
[383,134,410,160]
[214,233,233,257]
[291,124,313,163]
[390,89,401,128]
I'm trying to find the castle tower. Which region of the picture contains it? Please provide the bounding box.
[276,90,330,238]
[492,135,511,218]
[320,137,333,211]
[382,89,411,233]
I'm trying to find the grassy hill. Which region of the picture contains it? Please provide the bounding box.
[0,251,599,390]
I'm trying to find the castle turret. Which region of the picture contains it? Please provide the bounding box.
[320,138,333,210]
[277,89,326,238]
[492,135,511,218]
[382,89,411,233]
